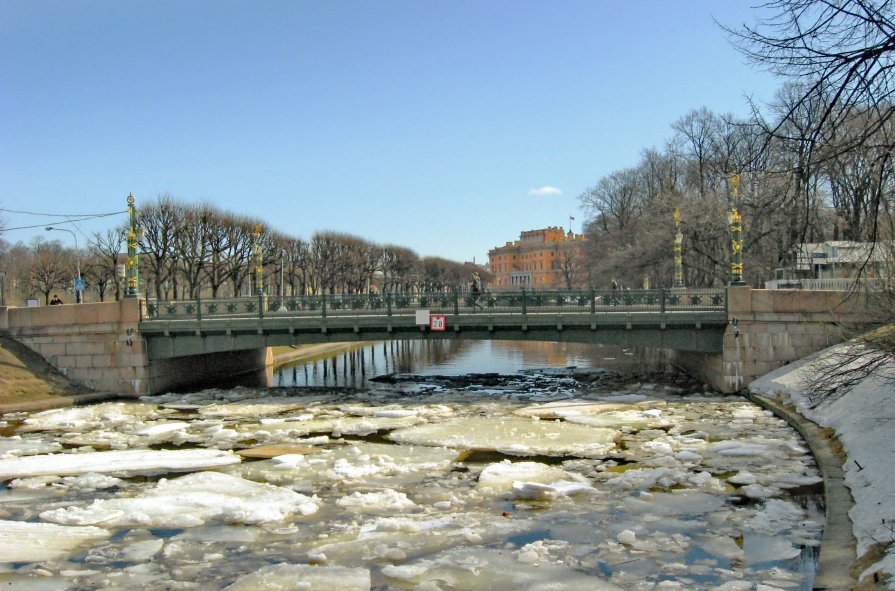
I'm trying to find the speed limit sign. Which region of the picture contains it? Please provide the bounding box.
[429,315,446,331]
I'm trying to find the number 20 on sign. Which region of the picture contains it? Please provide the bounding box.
[429,315,446,331]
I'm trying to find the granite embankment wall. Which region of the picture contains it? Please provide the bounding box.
[0,300,271,396]
[675,287,885,393]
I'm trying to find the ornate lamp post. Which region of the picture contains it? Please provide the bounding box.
[728,173,746,286]
[673,208,684,289]
[125,193,143,298]
[254,224,264,296]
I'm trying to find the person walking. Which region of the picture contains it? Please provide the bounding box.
[471,272,483,309]
[50,294,63,305]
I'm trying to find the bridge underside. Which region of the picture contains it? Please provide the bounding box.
[141,312,728,359]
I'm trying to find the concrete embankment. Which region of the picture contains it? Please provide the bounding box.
[746,391,858,590]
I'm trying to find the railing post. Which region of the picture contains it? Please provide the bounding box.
[660,288,666,314]
[321,293,327,318]
[590,289,596,315]
[521,288,527,315]
[197,296,202,322]
[454,289,460,316]
[386,292,392,316]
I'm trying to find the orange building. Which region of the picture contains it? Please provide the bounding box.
[488,227,587,289]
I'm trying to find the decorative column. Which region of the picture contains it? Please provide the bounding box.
[125,193,141,298]
[254,223,264,296]
[673,208,684,288]
[728,173,746,285]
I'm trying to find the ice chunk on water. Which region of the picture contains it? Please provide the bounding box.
[336,489,416,512]
[222,563,371,591]
[379,546,625,590]
[743,534,802,563]
[0,519,110,562]
[699,535,745,560]
[132,421,190,437]
[475,461,595,500]
[0,436,62,458]
[40,471,317,528]
[0,448,241,481]
[744,499,810,535]
[514,400,635,418]
[20,402,158,433]
[389,416,618,458]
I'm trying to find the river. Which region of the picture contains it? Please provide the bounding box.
[0,340,822,590]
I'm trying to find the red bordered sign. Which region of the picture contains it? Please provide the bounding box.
[429,315,446,331]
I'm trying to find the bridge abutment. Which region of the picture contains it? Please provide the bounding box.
[677,287,882,393]
[1,301,272,396]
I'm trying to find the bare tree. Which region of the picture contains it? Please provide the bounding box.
[29,239,71,305]
[89,229,125,301]
[728,0,895,158]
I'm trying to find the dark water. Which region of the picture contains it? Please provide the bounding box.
[272,340,673,388]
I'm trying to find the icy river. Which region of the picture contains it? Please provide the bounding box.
[0,341,823,590]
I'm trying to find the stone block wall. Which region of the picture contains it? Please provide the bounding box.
[676,287,887,393]
[2,300,146,395]
[1,300,274,396]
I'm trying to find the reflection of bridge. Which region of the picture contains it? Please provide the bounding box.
[139,289,729,359]
[1,286,885,396]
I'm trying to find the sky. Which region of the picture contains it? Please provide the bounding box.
[1,1,782,264]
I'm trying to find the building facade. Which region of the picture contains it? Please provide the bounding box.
[488,227,587,289]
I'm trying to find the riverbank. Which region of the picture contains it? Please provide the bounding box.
[750,344,895,589]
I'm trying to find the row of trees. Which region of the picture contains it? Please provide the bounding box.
[0,196,488,305]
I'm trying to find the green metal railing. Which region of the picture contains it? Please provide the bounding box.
[141,288,727,322]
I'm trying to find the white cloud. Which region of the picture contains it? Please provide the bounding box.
[528,186,563,196]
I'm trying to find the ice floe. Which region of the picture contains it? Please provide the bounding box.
[40,471,318,528]
[0,448,241,480]
[0,520,110,562]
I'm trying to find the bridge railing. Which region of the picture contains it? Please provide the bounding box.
[141,288,726,322]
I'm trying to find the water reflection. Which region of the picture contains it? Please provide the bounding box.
[272,340,674,388]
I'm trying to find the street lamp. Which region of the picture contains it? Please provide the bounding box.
[45,226,82,303]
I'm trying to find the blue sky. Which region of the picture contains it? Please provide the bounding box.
[1,1,781,263]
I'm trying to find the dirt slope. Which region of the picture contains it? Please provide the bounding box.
[0,337,91,405]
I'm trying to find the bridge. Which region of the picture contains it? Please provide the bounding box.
[139,288,728,358]
[0,286,885,396]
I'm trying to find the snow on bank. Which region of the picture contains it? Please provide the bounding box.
[750,343,895,585]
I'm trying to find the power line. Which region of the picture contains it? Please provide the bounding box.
[0,208,125,217]
[2,211,127,233]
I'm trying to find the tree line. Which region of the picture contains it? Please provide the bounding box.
[0,195,487,305]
